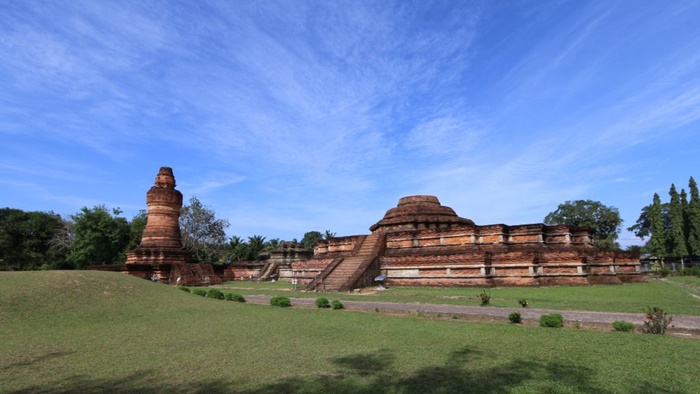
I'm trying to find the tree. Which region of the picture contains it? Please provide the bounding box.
[127,210,148,251]
[246,235,267,261]
[543,200,623,250]
[647,193,667,262]
[0,208,66,270]
[668,184,688,263]
[301,231,323,252]
[323,230,336,240]
[69,206,131,269]
[687,177,700,256]
[180,197,229,263]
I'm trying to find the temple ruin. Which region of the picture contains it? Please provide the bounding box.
[290,195,643,291]
[92,167,221,285]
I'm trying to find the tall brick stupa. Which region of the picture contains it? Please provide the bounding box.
[125,167,193,267]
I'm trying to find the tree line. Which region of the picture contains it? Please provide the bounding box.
[0,196,335,271]
[627,177,700,265]
[6,177,697,271]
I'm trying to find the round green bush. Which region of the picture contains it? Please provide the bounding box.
[192,289,207,297]
[315,297,330,308]
[179,287,191,293]
[207,289,225,300]
[612,321,635,332]
[270,296,291,307]
[539,313,564,328]
[225,293,246,302]
[508,311,522,324]
[331,300,344,310]
[478,290,491,306]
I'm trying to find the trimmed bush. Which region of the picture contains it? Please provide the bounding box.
[612,321,635,332]
[643,306,672,335]
[518,299,528,308]
[270,296,291,307]
[192,289,207,297]
[315,297,330,308]
[331,300,344,310]
[508,311,522,324]
[478,290,491,306]
[207,289,225,300]
[225,293,246,302]
[179,287,191,293]
[539,313,564,328]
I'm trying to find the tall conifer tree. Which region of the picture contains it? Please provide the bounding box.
[648,193,666,264]
[680,188,690,253]
[688,177,700,256]
[668,184,688,263]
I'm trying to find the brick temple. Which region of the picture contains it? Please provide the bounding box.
[91,167,221,286]
[291,195,643,291]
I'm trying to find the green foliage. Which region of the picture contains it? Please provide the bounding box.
[660,267,671,277]
[180,196,230,263]
[518,299,528,308]
[539,313,564,328]
[192,289,207,297]
[69,206,131,268]
[544,200,623,250]
[688,177,700,256]
[668,184,689,258]
[678,267,700,277]
[612,321,635,332]
[0,208,67,270]
[315,297,330,308]
[478,290,491,306]
[647,194,667,259]
[224,293,246,302]
[179,287,191,293]
[323,230,336,240]
[127,210,148,251]
[207,289,225,300]
[331,300,344,309]
[643,307,672,335]
[301,231,324,252]
[270,296,291,307]
[508,311,522,324]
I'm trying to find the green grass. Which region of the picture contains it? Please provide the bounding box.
[218,278,700,315]
[1,271,699,393]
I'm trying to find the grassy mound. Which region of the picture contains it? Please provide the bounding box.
[1,271,699,393]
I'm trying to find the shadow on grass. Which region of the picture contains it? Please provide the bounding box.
[10,347,688,394]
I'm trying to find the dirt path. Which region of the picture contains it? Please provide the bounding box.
[244,295,700,335]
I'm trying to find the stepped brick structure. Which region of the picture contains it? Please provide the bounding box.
[294,195,643,291]
[91,167,221,286]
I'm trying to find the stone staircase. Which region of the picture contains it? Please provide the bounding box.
[320,232,383,291]
[258,261,278,281]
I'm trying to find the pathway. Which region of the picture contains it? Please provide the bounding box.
[244,295,700,333]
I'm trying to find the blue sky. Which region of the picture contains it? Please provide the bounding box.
[2,1,699,246]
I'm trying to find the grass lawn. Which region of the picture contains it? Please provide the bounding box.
[1,271,699,393]
[218,276,700,315]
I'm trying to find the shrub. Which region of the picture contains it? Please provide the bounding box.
[508,311,522,324]
[315,297,330,308]
[270,296,291,307]
[331,300,344,310]
[539,313,564,328]
[478,290,491,306]
[660,267,671,277]
[679,267,700,277]
[225,293,246,302]
[518,299,528,308]
[642,307,672,335]
[207,289,225,300]
[179,287,191,293]
[192,289,207,297]
[612,321,635,332]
